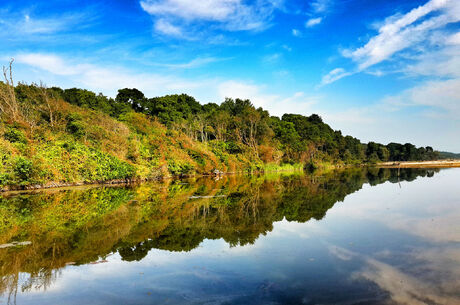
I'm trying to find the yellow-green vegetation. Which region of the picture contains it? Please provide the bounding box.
[0,61,441,189]
[0,87,279,189]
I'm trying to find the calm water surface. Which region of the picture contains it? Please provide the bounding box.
[0,168,459,305]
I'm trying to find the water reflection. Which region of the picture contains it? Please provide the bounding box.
[0,167,457,304]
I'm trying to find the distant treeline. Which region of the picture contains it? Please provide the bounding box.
[48,86,439,164]
[0,62,442,187]
[438,151,460,159]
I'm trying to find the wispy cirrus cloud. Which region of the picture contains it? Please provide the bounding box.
[13,53,205,96]
[153,56,229,69]
[294,0,331,35]
[321,0,460,120]
[320,67,352,86]
[404,31,460,79]
[262,53,281,64]
[323,0,460,84]
[12,53,315,117]
[382,78,460,118]
[317,0,460,151]
[292,29,301,37]
[153,18,185,37]
[140,0,283,38]
[306,17,322,28]
[0,9,94,36]
[310,0,333,14]
[342,0,460,70]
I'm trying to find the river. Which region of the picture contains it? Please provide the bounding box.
[0,167,459,304]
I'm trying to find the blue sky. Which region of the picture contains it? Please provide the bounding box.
[1,0,459,151]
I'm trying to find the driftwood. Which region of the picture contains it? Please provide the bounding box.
[0,241,32,249]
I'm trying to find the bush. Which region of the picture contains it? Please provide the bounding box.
[14,157,33,184]
[168,160,194,175]
[226,141,243,154]
[304,161,318,173]
[82,149,136,181]
[0,172,10,186]
[209,141,229,164]
[4,127,27,144]
[188,150,205,166]
[66,113,85,137]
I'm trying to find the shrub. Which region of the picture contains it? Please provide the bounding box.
[14,156,33,184]
[0,172,10,186]
[4,127,27,144]
[66,113,85,137]
[168,160,194,175]
[226,141,243,154]
[188,150,205,166]
[304,161,318,173]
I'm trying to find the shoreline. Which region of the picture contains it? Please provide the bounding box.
[377,159,460,168]
[0,167,304,195]
[2,161,459,195]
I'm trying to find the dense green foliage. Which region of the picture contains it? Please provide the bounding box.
[0,74,442,188]
[58,87,440,161]
[53,86,440,163]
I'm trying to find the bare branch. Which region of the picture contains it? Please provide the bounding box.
[0,58,21,121]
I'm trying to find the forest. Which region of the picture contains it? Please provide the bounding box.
[0,61,440,188]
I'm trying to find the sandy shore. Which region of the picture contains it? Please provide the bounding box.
[378,160,460,168]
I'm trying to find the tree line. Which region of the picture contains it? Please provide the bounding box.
[43,86,439,165]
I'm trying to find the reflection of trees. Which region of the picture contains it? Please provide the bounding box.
[0,168,438,298]
[0,268,59,305]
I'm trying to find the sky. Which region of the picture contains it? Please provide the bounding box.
[0,0,459,151]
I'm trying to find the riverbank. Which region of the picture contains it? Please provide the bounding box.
[4,159,459,194]
[0,163,305,193]
[378,160,460,168]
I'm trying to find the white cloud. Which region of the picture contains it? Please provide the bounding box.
[292,29,301,37]
[320,68,352,85]
[316,0,460,151]
[217,80,317,116]
[281,44,292,52]
[262,53,281,63]
[307,0,332,28]
[153,57,224,69]
[305,17,322,27]
[218,80,278,108]
[383,78,460,117]
[404,45,460,78]
[154,18,184,37]
[446,32,460,45]
[321,0,460,91]
[15,53,89,75]
[140,0,280,36]
[141,0,241,21]
[12,53,316,119]
[310,0,332,14]
[14,53,206,97]
[0,10,92,36]
[343,0,460,70]
[20,14,68,34]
